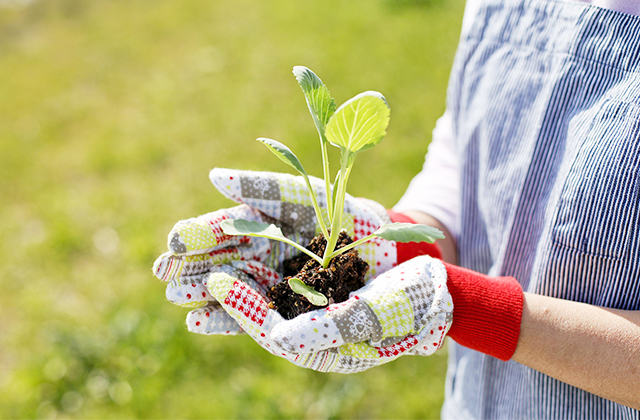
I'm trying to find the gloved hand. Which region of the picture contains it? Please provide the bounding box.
[206,255,453,373]
[153,168,525,369]
[152,168,399,335]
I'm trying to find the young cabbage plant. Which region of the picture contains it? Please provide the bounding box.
[288,278,328,307]
[220,66,444,303]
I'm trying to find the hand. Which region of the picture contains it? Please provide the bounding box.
[206,255,453,373]
[152,203,282,335]
[152,168,399,335]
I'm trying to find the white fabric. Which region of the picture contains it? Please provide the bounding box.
[393,111,461,240]
[393,0,640,241]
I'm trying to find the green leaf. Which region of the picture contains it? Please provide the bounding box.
[220,219,287,241]
[257,138,307,175]
[221,219,324,264]
[288,278,328,307]
[325,91,390,153]
[373,223,444,243]
[292,66,336,134]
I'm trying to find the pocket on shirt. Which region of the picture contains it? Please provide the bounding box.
[551,100,640,260]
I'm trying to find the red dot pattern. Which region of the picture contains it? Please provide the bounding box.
[224,281,268,326]
[353,216,378,240]
[242,262,280,287]
[376,335,418,358]
[208,214,234,245]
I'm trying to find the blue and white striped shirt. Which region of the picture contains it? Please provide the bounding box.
[401,0,640,418]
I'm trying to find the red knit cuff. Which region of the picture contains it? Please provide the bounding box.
[444,263,524,361]
[387,210,443,262]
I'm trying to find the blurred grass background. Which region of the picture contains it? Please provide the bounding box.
[0,0,465,418]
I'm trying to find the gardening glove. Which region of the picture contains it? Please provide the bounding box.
[152,203,282,335]
[152,168,399,335]
[205,255,453,373]
[270,260,528,367]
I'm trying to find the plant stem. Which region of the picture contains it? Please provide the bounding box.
[322,152,355,268]
[278,236,324,265]
[319,134,334,222]
[302,175,330,239]
[324,233,376,261]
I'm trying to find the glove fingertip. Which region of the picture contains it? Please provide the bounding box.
[209,168,243,203]
[169,218,220,255]
[186,306,244,335]
[168,231,188,254]
[165,278,211,308]
[153,252,183,281]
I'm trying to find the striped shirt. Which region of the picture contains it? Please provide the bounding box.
[395,0,640,239]
[399,0,640,418]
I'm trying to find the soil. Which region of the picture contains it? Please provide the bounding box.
[267,231,369,320]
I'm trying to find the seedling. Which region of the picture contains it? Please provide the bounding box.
[221,66,444,309]
[288,278,328,307]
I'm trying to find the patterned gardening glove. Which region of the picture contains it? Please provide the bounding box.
[206,255,453,373]
[152,168,399,335]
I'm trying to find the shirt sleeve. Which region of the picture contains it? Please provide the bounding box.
[393,110,460,240]
[393,0,482,240]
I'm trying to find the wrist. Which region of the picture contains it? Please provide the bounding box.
[444,263,524,361]
[387,210,523,360]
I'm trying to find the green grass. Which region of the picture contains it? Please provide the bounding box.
[0,0,464,417]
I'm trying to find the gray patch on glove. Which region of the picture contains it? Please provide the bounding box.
[328,299,383,343]
[240,175,281,201]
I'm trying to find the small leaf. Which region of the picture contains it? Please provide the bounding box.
[257,138,307,175]
[221,219,287,241]
[222,219,324,264]
[325,91,390,153]
[374,223,444,243]
[292,66,337,135]
[288,278,328,307]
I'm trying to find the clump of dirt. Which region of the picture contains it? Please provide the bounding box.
[268,231,369,320]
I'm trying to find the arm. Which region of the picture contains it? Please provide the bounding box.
[403,210,640,408]
[395,109,640,407]
[399,209,640,409]
[513,293,640,409]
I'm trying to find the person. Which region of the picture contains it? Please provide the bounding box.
[153,0,640,417]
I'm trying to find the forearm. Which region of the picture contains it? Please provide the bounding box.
[395,210,640,408]
[512,293,640,409]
